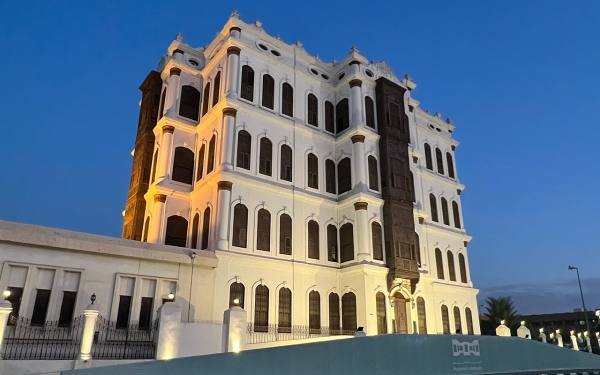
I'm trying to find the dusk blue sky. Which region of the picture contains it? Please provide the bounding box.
[1,2,599,314]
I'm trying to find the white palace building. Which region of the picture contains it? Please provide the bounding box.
[0,11,479,374]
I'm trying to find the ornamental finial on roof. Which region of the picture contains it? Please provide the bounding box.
[175,33,183,42]
[296,40,303,48]
[435,112,442,118]
[404,74,413,82]
[230,10,240,19]
[446,117,453,125]
[349,45,360,54]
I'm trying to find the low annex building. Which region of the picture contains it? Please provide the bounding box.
[0,11,479,374]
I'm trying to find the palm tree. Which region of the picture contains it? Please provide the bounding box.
[484,296,519,329]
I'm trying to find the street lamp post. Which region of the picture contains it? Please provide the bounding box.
[568,265,591,340]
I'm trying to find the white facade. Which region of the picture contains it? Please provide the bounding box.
[137,12,479,336]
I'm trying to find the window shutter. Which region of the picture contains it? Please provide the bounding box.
[196,145,205,181]
[435,248,444,279]
[340,223,354,263]
[307,94,318,126]
[282,83,294,117]
[279,214,292,255]
[417,297,427,333]
[435,148,444,174]
[212,72,221,107]
[259,138,273,176]
[172,147,195,185]
[308,220,319,259]
[262,74,274,109]
[336,99,349,133]
[179,86,200,121]
[232,204,248,248]
[365,96,375,128]
[236,131,251,170]
[280,145,293,181]
[325,160,336,194]
[376,292,387,334]
[201,207,210,250]
[424,143,433,170]
[325,101,335,133]
[241,66,254,102]
[165,216,188,247]
[441,198,450,225]
[207,136,216,174]
[371,222,383,260]
[368,156,379,191]
[337,158,352,194]
[447,251,456,281]
[201,82,210,116]
[429,194,438,222]
[452,201,461,228]
[446,152,455,178]
[256,208,271,251]
[307,154,318,189]
[327,225,338,262]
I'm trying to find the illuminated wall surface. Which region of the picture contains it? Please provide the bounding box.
[63,334,600,375]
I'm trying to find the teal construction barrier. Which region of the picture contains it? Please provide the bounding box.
[63,334,600,375]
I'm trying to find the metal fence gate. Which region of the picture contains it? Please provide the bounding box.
[91,316,158,359]
[1,316,84,360]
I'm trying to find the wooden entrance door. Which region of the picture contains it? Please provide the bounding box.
[394,294,408,334]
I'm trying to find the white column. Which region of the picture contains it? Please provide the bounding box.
[495,322,511,337]
[148,194,167,243]
[156,302,182,360]
[349,79,365,128]
[585,334,592,353]
[571,332,579,350]
[355,202,371,262]
[0,300,12,357]
[351,135,367,191]
[225,46,241,99]
[220,108,237,170]
[556,332,564,347]
[165,68,181,117]
[223,305,247,353]
[80,303,99,361]
[157,125,175,180]
[217,182,233,249]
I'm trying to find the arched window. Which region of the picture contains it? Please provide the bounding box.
[232,203,248,248]
[424,143,433,170]
[278,288,292,333]
[229,282,245,308]
[325,159,336,194]
[365,96,375,129]
[207,135,216,174]
[158,88,166,120]
[458,254,467,283]
[280,145,293,181]
[308,220,319,259]
[309,291,321,333]
[236,131,251,170]
[150,150,158,183]
[191,213,199,249]
[307,153,318,189]
[281,83,293,117]
[329,293,340,332]
[372,222,383,261]
[340,223,354,263]
[447,251,456,281]
[279,214,292,255]
[337,157,352,194]
[259,138,272,176]
[165,216,188,247]
[179,85,200,121]
[441,305,450,334]
[327,224,338,262]
[325,101,334,133]
[452,201,461,229]
[454,306,462,334]
[376,292,387,334]
[429,194,438,222]
[212,72,221,107]
[201,207,210,250]
[254,285,269,332]
[435,248,444,280]
[446,152,455,178]
[435,148,444,174]
[342,292,357,332]
[262,74,274,109]
[240,65,254,102]
[368,156,379,191]
[307,94,318,126]
[441,198,450,225]
[417,297,427,333]
[196,144,205,181]
[465,308,474,335]
[201,82,210,116]
[142,217,150,242]
[256,208,271,251]
[172,147,194,184]
[336,98,349,133]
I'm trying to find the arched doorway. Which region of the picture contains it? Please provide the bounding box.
[394,292,409,334]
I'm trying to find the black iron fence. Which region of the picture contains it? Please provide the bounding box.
[246,323,355,344]
[1,316,84,360]
[91,316,158,359]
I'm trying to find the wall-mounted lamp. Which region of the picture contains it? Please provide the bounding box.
[168,292,175,301]
[233,298,240,306]
[2,290,10,300]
